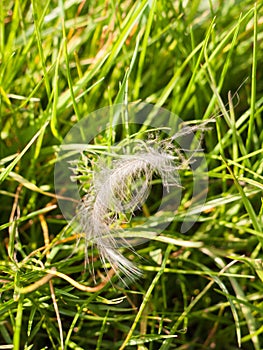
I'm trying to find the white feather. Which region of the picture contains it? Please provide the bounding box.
[75,121,212,281]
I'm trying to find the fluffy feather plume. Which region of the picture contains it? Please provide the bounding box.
[74,121,212,281]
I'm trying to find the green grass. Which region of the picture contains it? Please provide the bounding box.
[1,0,263,349]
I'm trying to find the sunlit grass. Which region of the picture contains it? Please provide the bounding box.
[0,1,263,349]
